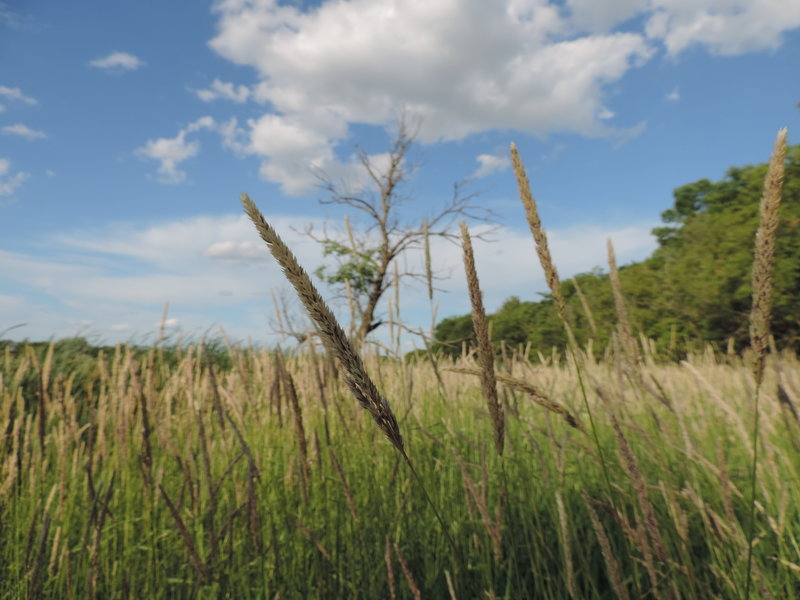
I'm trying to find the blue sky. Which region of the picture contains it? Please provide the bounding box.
[1,0,799,348]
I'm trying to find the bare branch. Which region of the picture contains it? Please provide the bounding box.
[302,112,499,349]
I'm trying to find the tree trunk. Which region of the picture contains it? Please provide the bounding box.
[355,265,387,349]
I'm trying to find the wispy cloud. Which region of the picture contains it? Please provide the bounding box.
[470,154,510,179]
[644,1,800,56]
[2,123,46,140]
[0,85,37,106]
[0,206,658,344]
[0,158,29,198]
[89,51,146,72]
[195,79,251,103]
[666,87,680,102]
[0,1,35,30]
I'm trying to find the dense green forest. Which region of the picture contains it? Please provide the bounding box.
[433,144,800,357]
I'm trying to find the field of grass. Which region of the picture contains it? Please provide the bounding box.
[1,336,799,599]
[2,132,795,599]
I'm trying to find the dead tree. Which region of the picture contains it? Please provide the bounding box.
[309,116,497,349]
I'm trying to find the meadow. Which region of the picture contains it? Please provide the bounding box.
[1,336,798,599]
[1,133,797,599]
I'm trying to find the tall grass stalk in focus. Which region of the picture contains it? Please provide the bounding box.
[509,143,615,498]
[745,127,787,599]
[241,193,459,563]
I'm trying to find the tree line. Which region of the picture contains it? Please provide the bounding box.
[432,144,800,358]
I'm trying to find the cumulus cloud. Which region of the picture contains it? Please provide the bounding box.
[195,79,251,103]
[471,154,511,179]
[0,158,29,197]
[136,116,215,183]
[195,1,800,194]
[89,51,146,72]
[0,85,37,105]
[2,123,46,140]
[207,0,656,194]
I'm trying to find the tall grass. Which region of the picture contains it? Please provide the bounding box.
[0,131,795,599]
[1,333,800,598]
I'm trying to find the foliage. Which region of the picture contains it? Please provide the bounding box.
[434,145,800,357]
[315,239,381,297]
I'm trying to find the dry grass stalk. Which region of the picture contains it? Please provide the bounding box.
[607,238,640,366]
[571,277,598,337]
[445,569,458,600]
[242,193,405,456]
[423,218,433,301]
[750,127,787,384]
[746,127,787,600]
[460,221,504,455]
[27,510,52,600]
[717,441,736,525]
[328,445,358,522]
[596,389,668,589]
[278,354,310,484]
[159,483,209,580]
[385,536,397,600]
[445,367,585,434]
[393,542,422,600]
[294,518,332,562]
[457,456,503,562]
[509,143,577,350]
[582,492,630,600]
[555,489,577,598]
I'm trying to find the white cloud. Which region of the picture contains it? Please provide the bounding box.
[0,211,334,342]
[154,317,179,328]
[0,85,37,105]
[89,51,146,72]
[0,105,4,112]
[204,240,270,261]
[199,1,800,195]
[136,117,216,183]
[53,212,326,274]
[0,158,29,197]
[598,108,615,120]
[567,0,642,32]
[208,0,653,194]
[645,0,800,56]
[567,0,800,55]
[0,204,658,344]
[666,86,680,102]
[471,154,511,179]
[2,123,46,140]
[217,117,249,156]
[195,78,251,103]
[426,221,658,316]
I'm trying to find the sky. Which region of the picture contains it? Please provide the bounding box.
[1,0,799,349]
